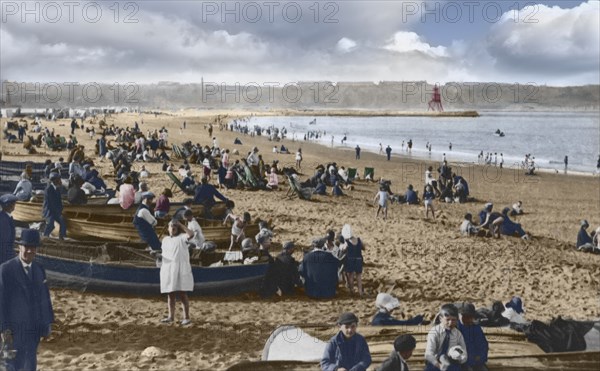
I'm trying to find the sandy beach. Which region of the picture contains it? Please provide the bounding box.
[2,111,599,370]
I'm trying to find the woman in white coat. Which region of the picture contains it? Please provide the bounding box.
[160,220,194,326]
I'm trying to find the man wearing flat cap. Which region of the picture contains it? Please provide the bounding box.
[458,303,488,371]
[0,194,18,265]
[42,172,67,240]
[377,334,417,371]
[424,304,467,371]
[0,229,54,371]
[321,312,371,371]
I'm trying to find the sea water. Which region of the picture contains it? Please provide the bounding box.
[247,111,600,174]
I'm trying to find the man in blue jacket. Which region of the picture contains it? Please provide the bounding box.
[42,172,66,240]
[0,229,54,371]
[458,303,488,371]
[321,312,371,371]
[0,194,18,265]
[193,177,227,219]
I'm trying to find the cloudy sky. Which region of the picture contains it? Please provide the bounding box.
[1,0,598,86]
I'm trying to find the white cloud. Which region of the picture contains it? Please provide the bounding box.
[487,1,600,74]
[336,37,357,53]
[384,32,448,57]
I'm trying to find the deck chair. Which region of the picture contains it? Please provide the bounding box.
[285,174,313,200]
[45,136,61,151]
[166,172,193,195]
[347,168,357,181]
[364,167,375,181]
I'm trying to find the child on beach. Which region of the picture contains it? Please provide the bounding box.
[373,185,390,220]
[295,148,303,170]
[423,185,436,220]
[224,211,251,251]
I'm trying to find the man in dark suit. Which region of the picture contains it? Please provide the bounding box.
[0,229,54,371]
[0,194,18,265]
[42,172,66,239]
[300,238,340,299]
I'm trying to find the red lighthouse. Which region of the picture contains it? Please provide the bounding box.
[428,84,444,112]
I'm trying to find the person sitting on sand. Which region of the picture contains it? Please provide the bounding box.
[510,201,524,216]
[261,241,302,297]
[300,238,340,299]
[154,188,173,219]
[460,213,483,237]
[313,178,327,195]
[159,219,194,326]
[405,184,418,205]
[266,166,279,190]
[501,296,528,324]
[478,203,497,230]
[371,293,425,326]
[280,144,289,154]
[577,220,597,253]
[498,207,529,240]
[424,304,468,371]
[224,211,251,251]
[321,312,372,371]
[332,181,344,197]
[458,303,489,371]
[377,334,417,371]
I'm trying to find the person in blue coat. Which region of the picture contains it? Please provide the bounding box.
[300,238,340,299]
[0,194,18,265]
[193,177,228,219]
[42,172,67,239]
[0,229,54,371]
[458,303,489,371]
[321,312,371,371]
[371,293,425,326]
[577,219,596,252]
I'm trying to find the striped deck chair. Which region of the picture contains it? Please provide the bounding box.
[347,168,357,181]
[364,167,375,181]
[285,174,313,200]
[166,172,192,195]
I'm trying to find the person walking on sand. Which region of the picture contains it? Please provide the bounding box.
[379,143,383,155]
[355,145,361,160]
[386,145,392,161]
[564,155,568,174]
[374,185,390,220]
[295,148,303,170]
[423,185,436,220]
[159,220,194,326]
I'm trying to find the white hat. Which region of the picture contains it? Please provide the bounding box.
[341,224,353,240]
[375,293,400,311]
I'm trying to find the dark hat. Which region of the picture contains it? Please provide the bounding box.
[49,172,61,180]
[394,334,417,352]
[502,207,511,215]
[17,229,41,247]
[581,219,589,227]
[337,312,359,325]
[0,194,18,207]
[505,296,524,314]
[440,303,459,318]
[311,237,326,249]
[142,192,155,200]
[459,303,481,318]
[282,241,295,251]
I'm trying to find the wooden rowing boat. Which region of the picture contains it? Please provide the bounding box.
[56,211,259,247]
[12,200,226,222]
[225,325,600,370]
[35,239,268,296]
